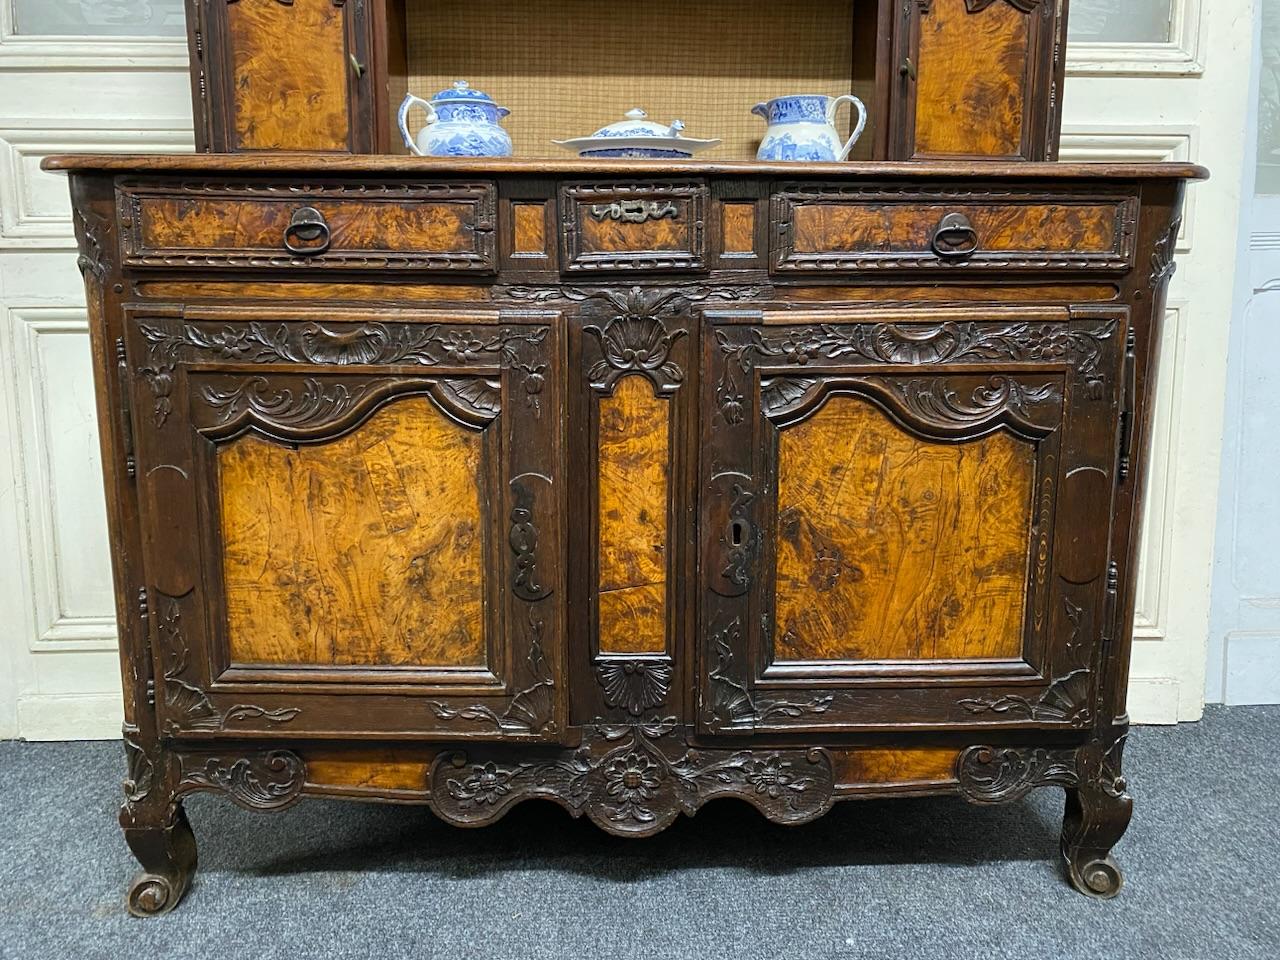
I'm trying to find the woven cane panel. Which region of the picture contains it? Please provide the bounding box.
[406,0,863,161]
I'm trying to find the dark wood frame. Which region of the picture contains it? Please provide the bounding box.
[54,151,1199,912]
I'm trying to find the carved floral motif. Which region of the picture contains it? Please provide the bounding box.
[429,717,835,836]
[956,745,1079,804]
[706,617,833,727]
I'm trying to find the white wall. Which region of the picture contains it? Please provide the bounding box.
[1206,0,1280,705]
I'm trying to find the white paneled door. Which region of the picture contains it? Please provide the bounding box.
[0,0,192,739]
[0,1,1255,738]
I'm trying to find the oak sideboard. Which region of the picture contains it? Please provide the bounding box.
[47,151,1204,912]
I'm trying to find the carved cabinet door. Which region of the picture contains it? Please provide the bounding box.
[122,304,565,742]
[699,304,1129,735]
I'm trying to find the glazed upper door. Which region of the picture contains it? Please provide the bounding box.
[121,303,565,741]
[188,0,376,152]
[699,304,1128,734]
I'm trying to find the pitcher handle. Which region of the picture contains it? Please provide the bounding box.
[397,93,437,157]
[827,94,868,162]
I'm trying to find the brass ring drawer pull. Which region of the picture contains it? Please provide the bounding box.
[930,212,979,259]
[283,206,331,256]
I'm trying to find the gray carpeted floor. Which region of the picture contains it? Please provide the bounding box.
[0,704,1276,960]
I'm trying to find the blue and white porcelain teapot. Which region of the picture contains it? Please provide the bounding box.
[398,80,513,157]
[752,93,868,162]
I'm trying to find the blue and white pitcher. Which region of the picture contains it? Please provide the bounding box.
[398,80,513,157]
[752,93,867,162]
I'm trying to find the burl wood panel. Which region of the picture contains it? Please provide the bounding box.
[791,202,1119,256]
[773,395,1035,662]
[305,750,433,793]
[137,198,475,254]
[597,376,669,655]
[722,202,756,254]
[512,202,548,254]
[227,0,351,151]
[578,204,691,254]
[833,748,961,786]
[218,397,488,667]
[914,1,1029,158]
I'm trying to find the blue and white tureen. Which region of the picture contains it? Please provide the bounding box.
[554,109,720,159]
[398,80,513,157]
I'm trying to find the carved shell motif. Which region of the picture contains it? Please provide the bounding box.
[596,661,673,716]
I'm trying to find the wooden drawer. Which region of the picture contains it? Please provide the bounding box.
[560,181,707,272]
[771,185,1139,274]
[116,181,497,271]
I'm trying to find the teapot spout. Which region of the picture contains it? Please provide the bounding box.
[751,102,769,121]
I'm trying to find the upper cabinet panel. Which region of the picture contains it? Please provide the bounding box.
[192,0,375,153]
[895,0,1067,161]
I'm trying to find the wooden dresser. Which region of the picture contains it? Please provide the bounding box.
[48,0,1206,915]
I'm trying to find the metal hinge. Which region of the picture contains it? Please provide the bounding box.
[1101,561,1120,646]
[115,337,136,479]
[138,587,156,708]
[1117,328,1137,485]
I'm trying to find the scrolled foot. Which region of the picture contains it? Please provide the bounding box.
[123,805,197,917]
[1061,783,1131,900]
[1064,851,1124,899]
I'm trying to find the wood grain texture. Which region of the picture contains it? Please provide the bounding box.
[305,750,432,792]
[834,748,960,786]
[134,281,491,302]
[136,198,475,255]
[791,202,1119,255]
[597,376,668,655]
[227,0,351,151]
[512,202,548,254]
[722,202,756,254]
[914,1,1029,158]
[773,395,1035,662]
[578,207,691,254]
[44,155,1210,181]
[218,397,488,667]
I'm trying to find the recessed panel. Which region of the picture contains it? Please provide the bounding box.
[597,376,669,655]
[227,0,349,151]
[914,0,1029,158]
[774,395,1035,663]
[218,397,488,667]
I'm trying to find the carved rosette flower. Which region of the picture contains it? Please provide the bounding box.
[603,750,663,817]
[744,756,799,800]
[460,762,516,806]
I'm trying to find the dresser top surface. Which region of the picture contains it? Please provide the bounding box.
[42,154,1209,182]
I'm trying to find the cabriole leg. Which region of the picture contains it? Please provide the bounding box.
[1061,725,1132,899]
[122,804,198,917]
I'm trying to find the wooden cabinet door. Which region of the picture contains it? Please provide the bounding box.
[189,0,376,152]
[122,304,565,741]
[699,304,1128,735]
[892,0,1067,161]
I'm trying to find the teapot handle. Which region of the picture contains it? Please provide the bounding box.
[397,93,437,157]
[827,94,868,162]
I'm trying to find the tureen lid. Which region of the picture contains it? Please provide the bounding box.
[430,80,497,104]
[590,108,685,139]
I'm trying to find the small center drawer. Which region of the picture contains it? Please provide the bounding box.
[116,181,497,272]
[560,181,708,272]
[770,184,1139,274]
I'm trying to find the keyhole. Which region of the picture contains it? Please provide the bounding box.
[730,520,746,547]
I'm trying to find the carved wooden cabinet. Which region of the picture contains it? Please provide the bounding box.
[49,154,1202,913]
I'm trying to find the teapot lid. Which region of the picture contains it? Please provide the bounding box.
[590,108,685,139]
[430,80,497,104]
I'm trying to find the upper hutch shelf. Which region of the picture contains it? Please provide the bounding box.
[183,0,1069,162]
